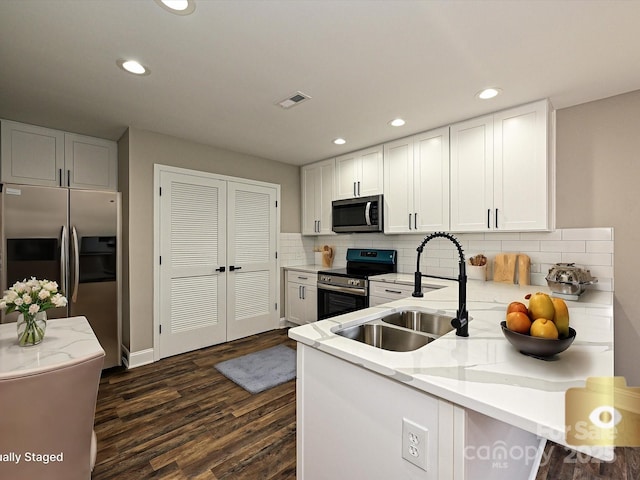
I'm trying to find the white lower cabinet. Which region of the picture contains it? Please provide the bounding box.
[286,270,317,325]
[297,344,545,480]
[369,281,416,306]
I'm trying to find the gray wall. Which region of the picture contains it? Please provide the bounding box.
[555,90,640,384]
[119,127,300,352]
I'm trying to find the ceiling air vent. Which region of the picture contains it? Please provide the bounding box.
[277,91,311,109]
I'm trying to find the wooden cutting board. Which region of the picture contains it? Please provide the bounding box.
[518,254,531,286]
[493,253,518,283]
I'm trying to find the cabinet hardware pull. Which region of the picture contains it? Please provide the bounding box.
[409,213,412,230]
[414,212,417,230]
[299,286,302,299]
[58,168,63,187]
[495,208,499,229]
[317,220,320,232]
[301,285,305,300]
[353,182,356,197]
[385,289,402,294]
[298,276,308,280]
[215,266,226,272]
[67,169,71,187]
[357,181,360,196]
[229,265,242,271]
[487,209,491,229]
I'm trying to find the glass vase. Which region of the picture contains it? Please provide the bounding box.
[17,311,47,346]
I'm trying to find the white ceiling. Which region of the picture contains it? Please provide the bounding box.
[1,0,639,166]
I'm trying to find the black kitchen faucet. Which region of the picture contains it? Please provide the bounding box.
[412,232,469,337]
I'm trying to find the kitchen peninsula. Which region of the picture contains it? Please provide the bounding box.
[288,277,614,480]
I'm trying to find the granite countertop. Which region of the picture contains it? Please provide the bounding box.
[0,316,105,379]
[288,279,614,460]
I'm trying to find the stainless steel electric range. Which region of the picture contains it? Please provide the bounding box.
[317,248,397,320]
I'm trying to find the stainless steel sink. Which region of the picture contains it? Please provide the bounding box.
[334,323,433,352]
[381,310,456,337]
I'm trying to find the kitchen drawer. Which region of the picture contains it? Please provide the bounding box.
[286,270,316,287]
[369,281,414,300]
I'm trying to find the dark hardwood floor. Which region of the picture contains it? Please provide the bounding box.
[92,328,638,479]
[92,328,297,480]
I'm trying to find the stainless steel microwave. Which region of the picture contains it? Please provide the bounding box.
[332,194,383,233]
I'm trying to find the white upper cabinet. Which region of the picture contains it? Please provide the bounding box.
[335,145,383,199]
[1,120,64,187]
[450,100,551,232]
[65,133,117,191]
[1,120,117,191]
[301,158,335,235]
[384,128,450,234]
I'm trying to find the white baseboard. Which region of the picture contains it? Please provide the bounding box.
[121,345,155,369]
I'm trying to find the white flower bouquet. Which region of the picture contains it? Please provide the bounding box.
[1,278,68,346]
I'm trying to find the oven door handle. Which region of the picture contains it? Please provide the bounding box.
[317,283,367,296]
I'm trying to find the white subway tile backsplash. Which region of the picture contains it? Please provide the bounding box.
[501,240,541,252]
[279,227,614,291]
[540,240,586,252]
[586,241,614,253]
[562,228,612,241]
[561,252,612,266]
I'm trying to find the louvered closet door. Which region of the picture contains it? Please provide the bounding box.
[159,172,227,358]
[226,182,278,341]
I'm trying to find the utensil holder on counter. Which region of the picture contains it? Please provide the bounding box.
[467,264,487,281]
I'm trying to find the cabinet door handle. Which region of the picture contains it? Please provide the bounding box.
[317,220,320,232]
[409,213,412,230]
[495,208,499,229]
[357,181,360,196]
[385,289,402,294]
[353,182,357,197]
[297,276,308,280]
[487,209,491,229]
[229,265,242,271]
[58,168,63,187]
[67,169,71,187]
[414,212,417,230]
[215,266,226,272]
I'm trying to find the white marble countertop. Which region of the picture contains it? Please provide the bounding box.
[288,278,614,459]
[0,316,105,379]
[284,264,326,274]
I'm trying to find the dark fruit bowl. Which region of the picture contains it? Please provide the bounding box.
[500,321,576,358]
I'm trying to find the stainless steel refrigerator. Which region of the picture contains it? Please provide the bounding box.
[0,183,121,368]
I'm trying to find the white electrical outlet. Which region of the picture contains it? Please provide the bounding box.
[402,418,428,471]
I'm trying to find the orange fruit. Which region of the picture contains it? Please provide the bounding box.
[506,311,531,334]
[530,318,559,339]
[506,301,528,316]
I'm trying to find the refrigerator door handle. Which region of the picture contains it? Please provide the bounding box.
[71,225,80,303]
[60,225,68,295]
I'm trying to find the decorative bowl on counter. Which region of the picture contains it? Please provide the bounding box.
[500,321,576,358]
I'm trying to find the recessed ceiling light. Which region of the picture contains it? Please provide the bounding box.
[154,0,196,15]
[476,87,502,100]
[333,138,346,145]
[389,118,406,127]
[117,59,150,76]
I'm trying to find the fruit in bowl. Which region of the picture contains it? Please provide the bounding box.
[501,321,576,357]
[501,292,576,357]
